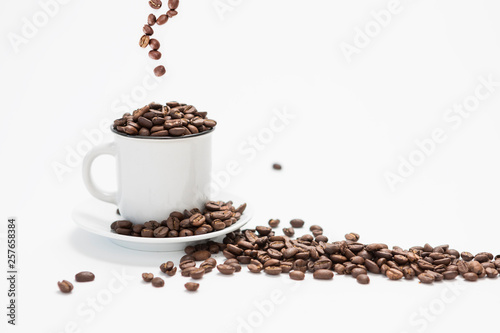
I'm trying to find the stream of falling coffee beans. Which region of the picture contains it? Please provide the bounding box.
[140,0,180,77]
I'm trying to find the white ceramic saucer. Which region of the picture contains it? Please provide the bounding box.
[71,193,253,252]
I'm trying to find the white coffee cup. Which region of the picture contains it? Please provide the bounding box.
[82,127,213,223]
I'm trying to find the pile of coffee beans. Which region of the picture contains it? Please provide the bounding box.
[113,101,217,137]
[152,220,500,290]
[58,271,95,293]
[110,200,246,237]
[140,0,181,77]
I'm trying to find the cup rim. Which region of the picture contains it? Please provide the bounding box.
[110,125,215,140]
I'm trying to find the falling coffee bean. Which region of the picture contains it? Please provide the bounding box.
[168,0,179,10]
[149,38,160,50]
[157,14,168,25]
[149,0,162,9]
[154,65,166,77]
[148,14,156,25]
[149,50,162,60]
[143,24,154,35]
[139,35,150,48]
[272,163,282,170]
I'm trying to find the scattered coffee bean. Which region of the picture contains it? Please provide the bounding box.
[139,35,150,48]
[157,14,168,25]
[149,0,162,9]
[58,280,73,293]
[190,268,205,279]
[149,50,162,60]
[463,272,478,282]
[289,270,305,280]
[283,227,294,237]
[272,163,282,170]
[149,38,160,50]
[356,274,370,284]
[148,13,156,25]
[143,24,154,35]
[154,65,166,77]
[217,264,235,275]
[290,219,304,228]
[142,273,154,282]
[268,219,280,228]
[185,282,199,291]
[75,271,95,282]
[168,0,179,10]
[345,233,360,242]
[313,269,334,280]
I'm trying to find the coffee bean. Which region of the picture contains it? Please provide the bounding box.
[264,266,282,275]
[157,14,168,25]
[386,268,403,280]
[268,219,280,228]
[141,229,154,237]
[116,227,132,235]
[289,271,305,280]
[461,252,474,261]
[168,0,179,10]
[485,267,498,278]
[345,233,360,242]
[356,274,370,284]
[282,227,295,237]
[256,226,272,236]
[190,268,205,280]
[167,10,178,17]
[149,0,162,9]
[152,277,164,287]
[154,65,166,77]
[217,264,235,275]
[248,264,262,273]
[58,280,73,293]
[139,35,150,48]
[149,38,160,50]
[193,250,211,261]
[153,226,169,238]
[313,269,334,280]
[185,282,199,291]
[272,163,282,170]
[148,14,156,25]
[143,24,154,35]
[148,50,162,60]
[142,273,154,282]
[463,272,478,282]
[474,254,489,263]
[75,271,95,282]
[290,219,304,228]
[417,273,434,284]
[468,261,484,275]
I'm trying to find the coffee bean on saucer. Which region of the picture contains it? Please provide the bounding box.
[185,282,199,291]
[58,280,73,293]
[149,38,160,50]
[152,277,164,287]
[75,271,95,282]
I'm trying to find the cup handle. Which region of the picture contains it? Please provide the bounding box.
[82,141,117,204]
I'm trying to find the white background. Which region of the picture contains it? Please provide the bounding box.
[2,0,500,332]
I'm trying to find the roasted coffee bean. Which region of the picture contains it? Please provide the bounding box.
[474,254,489,263]
[149,38,160,50]
[386,268,403,280]
[139,35,150,48]
[351,267,367,278]
[152,277,164,287]
[185,282,199,291]
[179,229,194,237]
[168,0,179,10]
[313,269,334,280]
[75,271,95,282]
[345,233,360,242]
[463,272,478,281]
[169,127,185,136]
[256,226,272,236]
[149,0,162,9]
[190,268,205,280]
[283,227,294,237]
[248,264,262,273]
[417,273,434,284]
[289,219,304,228]
[264,266,282,275]
[356,274,370,284]
[217,264,235,275]
[309,225,323,232]
[192,250,210,261]
[142,273,154,282]
[289,270,305,280]
[143,24,154,35]
[468,261,484,275]
[157,14,168,25]
[148,50,162,60]
[268,219,280,228]
[154,65,166,77]
[148,13,156,25]
[485,267,498,278]
[116,227,132,235]
[57,280,73,293]
[141,229,154,237]
[272,163,282,170]
[153,226,169,238]
[443,271,459,280]
[138,128,150,136]
[461,252,474,261]
[185,246,195,255]
[167,10,178,17]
